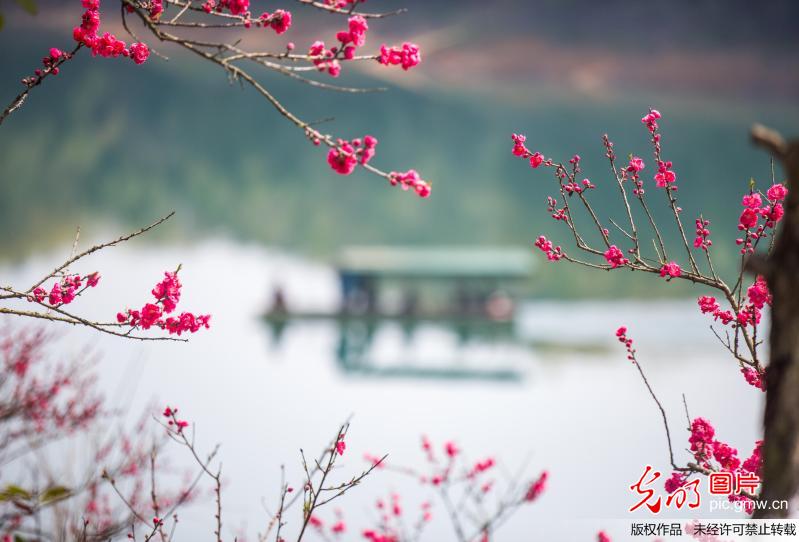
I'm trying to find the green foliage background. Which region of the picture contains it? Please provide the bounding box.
[1,1,798,298]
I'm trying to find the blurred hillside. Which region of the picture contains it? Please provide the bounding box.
[1,0,798,297]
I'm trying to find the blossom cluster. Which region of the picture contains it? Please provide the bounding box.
[659,261,681,279]
[354,434,546,541]
[615,326,636,362]
[418,436,461,486]
[641,109,661,133]
[308,509,347,537]
[736,184,787,255]
[360,495,431,542]
[511,134,549,169]
[257,9,293,34]
[320,133,430,195]
[201,0,250,16]
[654,160,677,190]
[377,42,421,71]
[0,330,202,540]
[697,276,770,390]
[309,15,369,77]
[604,246,629,268]
[0,328,102,437]
[20,48,72,89]
[116,271,211,336]
[74,0,150,64]
[29,271,101,307]
[626,156,646,196]
[697,277,770,328]
[327,135,378,174]
[535,235,563,261]
[524,470,548,502]
[546,196,567,222]
[388,169,432,198]
[162,405,189,433]
[694,217,712,251]
[666,418,762,511]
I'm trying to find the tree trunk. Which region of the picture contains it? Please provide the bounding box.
[751,125,799,518]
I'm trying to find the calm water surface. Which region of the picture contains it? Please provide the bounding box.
[1,240,762,541]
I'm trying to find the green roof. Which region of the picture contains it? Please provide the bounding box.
[337,246,534,279]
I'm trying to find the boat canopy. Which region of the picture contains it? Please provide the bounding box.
[336,246,533,280]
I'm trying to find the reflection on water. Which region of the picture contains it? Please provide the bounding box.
[266,318,525,381]
[0,240,764,541]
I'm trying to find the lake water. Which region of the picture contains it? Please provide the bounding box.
[0,239,763,541]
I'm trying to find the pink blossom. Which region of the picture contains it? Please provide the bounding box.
[697,295,719,314]
[120,270,209,336]
[523,471,548,502]
[61,282,77,304]
[48,282,63,305]
[664,472,687,494]
[511,134,528,157]
[654,161,676,188]
[741,193,762,209]
[747,276,771,309]
[444,441,459,458]
[615,326,636,362]
[767,183,788,202]
[327,142,358,175]
[152,271,182,313]
[130,42,150,65]
[359,135,378,165]
[268,9,292,34]
[140,303,163,329]
[534,235,562,261]
[388,170,431,198]
[163,313,211,335]
[149,0,163,18]
[336,439,346,456]
[693,217,711,251]
[767,202,785,224]
[603,245,628,268]
[597,532,612,542]
[378,42,421,70]
[659,261,681,279]
[32,287,46,303]
[627,157,645,173]
[742,441,763,475]
[224,0,249,16]
[712,441,740,471]
[309,40,326,57]
[741,368,765,391]
[641,109,661,132]
[529,152,544,168]
[340,15,368,47]
[714,310,735,325]
[468,457,495,477]
[739,207,758,229]
[86,272,101,287]
[688,418,715,463]
[71,1,151,66]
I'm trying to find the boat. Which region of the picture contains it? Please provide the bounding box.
[263,246,535,380]
[267,246,532,323]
